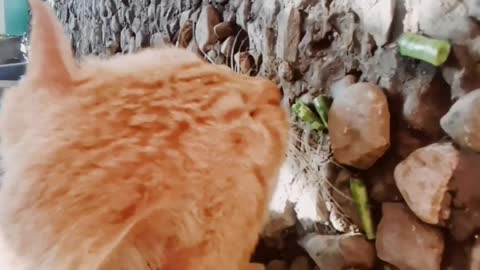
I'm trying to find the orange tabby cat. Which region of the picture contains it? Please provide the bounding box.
[0,0,288,269]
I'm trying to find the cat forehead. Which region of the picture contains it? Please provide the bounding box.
[86,47,203,75]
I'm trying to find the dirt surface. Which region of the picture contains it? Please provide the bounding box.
[53,0,480,269]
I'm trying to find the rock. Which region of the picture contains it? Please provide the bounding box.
[456,40,480,65]
[234,52,255,75]
[236,0,251,29]
[177,20,193,48]
[404,0,479,43]
[210,45,227,65]
[289,256,310,270]
[278,62,294,82]
[110,15,121,33]
[266,260,288,270]
[339,235,376,269]
[259,0,280,27]
[206,49,218,63]
[68,16,78,31]
[131,17,141,33]
[466,0,480,19]
[276,7,301,63]
[329,82,391,169]
[444,66,480,101]
[147,3,155,20]
[120,27,133,51]
[179,9,193,28]
[127,36,136,53]
[394,142,458,225]
[190,7,202,22]
[440,89,480,152]
[186,38,201,57]
[195,5,222,52]
[135,30,149,49]
[125,7,135,25]
[250,0,263,19]
[352,0,395,46]
[150,33,169,48]
[223,9,236,23]
[298,31,314,58]
[301,56,347,107]
[303,1,330,43]
[220,36,235,56]
[376,203,445,270]
[293,0,315,9]
[442,66,469,100]
[262,27,276,60]
[247,22,263,61]
[300,234,376,270]
[105,38,120,56]
[104,0,116,17]
[213,22,236,40]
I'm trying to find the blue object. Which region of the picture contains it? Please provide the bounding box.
[0,62,26,80]
[4,0,30,36]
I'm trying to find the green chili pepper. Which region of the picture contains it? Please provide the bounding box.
[350,178,375,240]
[313,95,330,129]
[292,100,324,131]
[398,33,451,66]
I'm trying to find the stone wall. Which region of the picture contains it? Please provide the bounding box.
[52,0,398,101]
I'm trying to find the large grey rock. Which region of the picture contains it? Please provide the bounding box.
[352,0,395,46]
[404,0,478,43]
[276,7,301,63]
[259,0,281,27]
[247,21,263,61]
[466,0,480,19]
[441,89,480,152]
[236,0,251,29]
[195,5,222,52]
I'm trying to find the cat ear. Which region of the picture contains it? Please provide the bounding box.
[27,0,78,88]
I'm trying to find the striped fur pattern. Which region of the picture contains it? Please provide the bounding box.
[0,1,288,269]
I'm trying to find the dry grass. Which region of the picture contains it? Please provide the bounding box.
[287,122,354,232]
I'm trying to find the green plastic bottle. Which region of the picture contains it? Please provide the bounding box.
[1,0,30,36]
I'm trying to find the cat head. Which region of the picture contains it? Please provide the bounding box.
[0,0,288,179]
